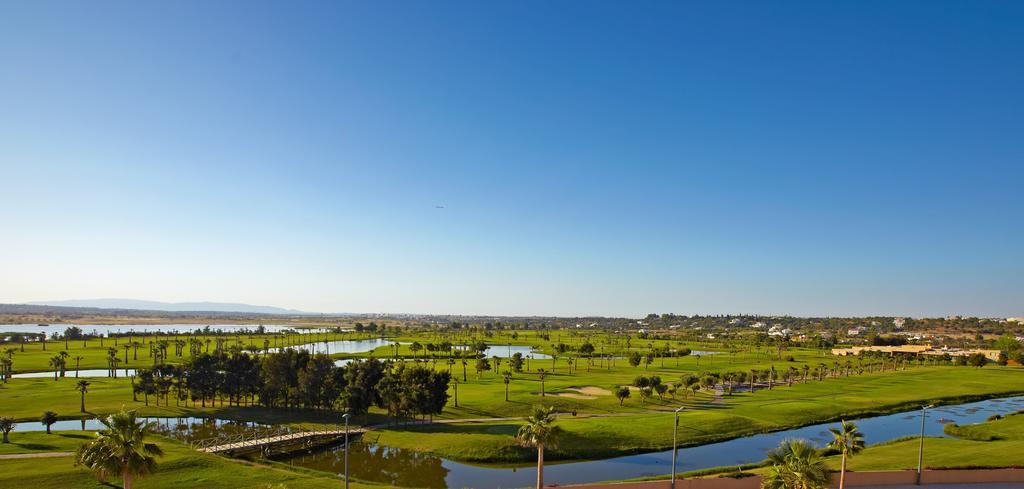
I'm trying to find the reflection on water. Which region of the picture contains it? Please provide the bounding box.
[283,442,451,488]
[13,416,278,443]
[280,396,1024,488]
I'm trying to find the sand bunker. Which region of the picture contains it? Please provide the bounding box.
[551,386,612,399]
[555,392,597,399]
[571,386,612,396]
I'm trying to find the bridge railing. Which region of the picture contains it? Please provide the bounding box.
[191,425,347,452]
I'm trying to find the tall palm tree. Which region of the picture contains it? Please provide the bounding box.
[828,420,865,489]
[762,439,831,489]
[77,380,91,413]
[75,409,164,489]
[536,369,547,397]
[503,370,513,401]
[516,405,563,489]
[3,347,15,381]
[41,411,58,434]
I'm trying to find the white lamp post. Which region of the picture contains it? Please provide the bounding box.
[671,406,685,489]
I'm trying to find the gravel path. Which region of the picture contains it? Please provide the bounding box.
[0,451,74,459]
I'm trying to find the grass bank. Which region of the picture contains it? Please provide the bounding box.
[0,430,386,489]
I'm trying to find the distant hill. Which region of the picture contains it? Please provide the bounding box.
[25,299,310,315]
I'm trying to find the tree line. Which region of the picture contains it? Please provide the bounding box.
[130,350,450,423]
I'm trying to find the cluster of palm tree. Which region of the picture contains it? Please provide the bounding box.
[761,420,865,489]
[124,351,452,423]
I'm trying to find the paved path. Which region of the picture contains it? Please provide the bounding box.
[0,451,74,459]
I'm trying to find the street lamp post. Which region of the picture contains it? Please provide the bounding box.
[342,413,351,489]
[916,404,934,485]
[671,406,685,489]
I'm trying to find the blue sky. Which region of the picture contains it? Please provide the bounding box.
[1,1,1022,317]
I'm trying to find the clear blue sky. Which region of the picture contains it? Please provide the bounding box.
[1,1,1021,317]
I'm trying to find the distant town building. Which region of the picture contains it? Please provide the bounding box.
[831,345,1001,361]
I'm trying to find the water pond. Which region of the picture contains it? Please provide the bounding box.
[0,323,338,337]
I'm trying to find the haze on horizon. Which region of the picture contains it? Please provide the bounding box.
[1,2,1022,319]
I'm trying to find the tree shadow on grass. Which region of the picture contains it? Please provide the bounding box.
[391,422,521,437]
[14,443,59,450]
[59,433,92,440]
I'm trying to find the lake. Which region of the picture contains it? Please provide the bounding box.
[0,323,339,337]
[271,338,394,355]
[12,368,138,379]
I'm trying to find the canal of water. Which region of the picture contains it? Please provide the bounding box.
[278,396,1024,488]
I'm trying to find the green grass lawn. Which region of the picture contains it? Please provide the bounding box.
[0,430,93,454]
[2,330,373,373]
[0,431,385,489]
[821,411,1024,472]
[3,330,1022,469]
[944,409,1024,440]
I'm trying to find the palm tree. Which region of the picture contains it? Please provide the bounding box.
[50,355,64,380]
[0,357,10,383]
[75,409,164,489]
[537,369,547,397]
[762,439,831,489]
[3,348,15,381]
[77,380,91,413]
[516,406,563,489]
[828,420,865,489]
[0,417,15,443]
[503,371,513,401]
[41,411,58,434]
[452,377,459,407]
